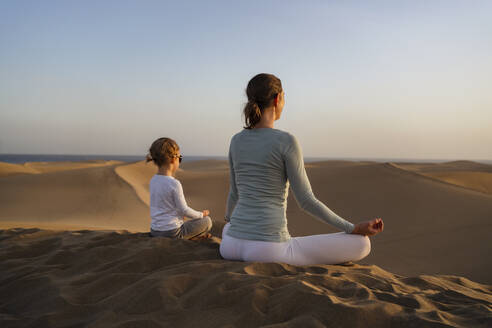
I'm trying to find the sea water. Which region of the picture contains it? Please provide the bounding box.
[1,154,490,165]
[0,154,226,164]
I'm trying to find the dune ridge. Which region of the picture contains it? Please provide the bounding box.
[0,228,490,328]
[388,162,492,195]
[114,161,154,206]
[0,162,39,177]
[0,162,150,232]
[0,160,124,178]
[113,160,230,207]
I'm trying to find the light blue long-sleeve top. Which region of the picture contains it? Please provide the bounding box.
[225,128,355,242]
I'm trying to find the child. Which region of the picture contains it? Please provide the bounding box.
[146,137,212,239]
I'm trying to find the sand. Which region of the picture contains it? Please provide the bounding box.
[390,161,492,195]
[0,162,39,177]
[0,162,149,232]
[0,159,491,327]
[1,228,490,328]
[0,160,123,177]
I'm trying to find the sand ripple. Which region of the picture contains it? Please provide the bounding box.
[1,228,490,328]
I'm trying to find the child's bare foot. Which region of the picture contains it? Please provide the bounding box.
[190,233,212,241]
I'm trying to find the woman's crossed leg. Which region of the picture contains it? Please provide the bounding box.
[220,223,370,266]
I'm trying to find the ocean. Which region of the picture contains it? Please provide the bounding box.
[0,154,226,164]
[1,154,491,165]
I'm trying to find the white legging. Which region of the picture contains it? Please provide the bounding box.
[220,223,371,266]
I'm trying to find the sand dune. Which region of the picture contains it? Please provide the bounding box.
[24,160,124,174]
[0,163,149,232]
[394,160,492,173]
[283,161,492,284]
[0,162,39,177]
[1,159,491,326]
[421,171,492,194]
[115,160,231,237]
[114,159,230,206]
[1,159,491,285]
[391,161,492,194]
[114,161,155,206]
[116,157,492,286]
[0,228,490,328]
[0,160,123,177]
[172,160,492,284]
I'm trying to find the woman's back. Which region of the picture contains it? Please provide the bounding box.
[227,126,356,243]
[221,73,382,266]
[227,128,295,242]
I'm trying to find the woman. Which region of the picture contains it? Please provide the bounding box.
[220,73,383,266]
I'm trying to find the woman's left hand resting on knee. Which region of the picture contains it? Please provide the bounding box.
[351,218,384,236]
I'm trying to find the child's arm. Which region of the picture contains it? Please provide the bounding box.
[173,181,204,219]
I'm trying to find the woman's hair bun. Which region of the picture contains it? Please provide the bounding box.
[243,73,282,129]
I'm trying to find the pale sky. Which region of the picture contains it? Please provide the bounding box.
[1,0,491,160]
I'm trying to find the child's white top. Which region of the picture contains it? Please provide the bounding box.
[150,175,203,231]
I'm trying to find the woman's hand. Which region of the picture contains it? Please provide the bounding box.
[351,218,384,236]
[202,210,210,217]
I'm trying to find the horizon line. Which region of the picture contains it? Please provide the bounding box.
[1,153,491,164]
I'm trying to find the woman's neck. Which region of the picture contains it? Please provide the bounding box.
[254,107,275,129]
[254,122,274,129]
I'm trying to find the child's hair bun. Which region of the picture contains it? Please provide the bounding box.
[147,137,180,167]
